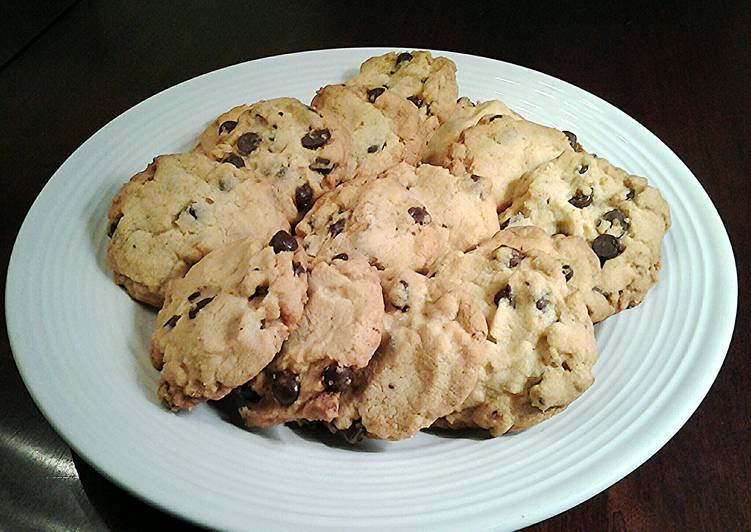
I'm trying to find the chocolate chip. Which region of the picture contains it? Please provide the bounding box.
[332,253,348,261]
[269,230,298,253]
[293,262,306,276]
[471,174,482,182]
[536,295,549,311]
[592,234,623,262]
[395,52,413,66]
[626,188,636,200]
[489,114,504,122]
[271,371,300,406]
[343,419,366,443]
[407,95,423,108]
[188,291,201,302]
[367,87,386,103]
[329,219,345,237]
[218,120,237,135]
[309,157,334,175]
[187,206,198,219]
[235,383,261,404]
[578,164,589,174]
[563,130,577,150]
[236,132,261,155]
[562,264,574,282]
[164,315,180,328]
[367,144,379,153]
[107,215,122,237]
[223,153,245,168]
[602,209,629,233]
[188,297,214,319]
[251,285,268,299]
[494,285,514,307]
[295,183,314,213]
[301,128,331,149]
[506,247,523,268]
[568,190,593,208]
[408,206,431,225]
[321,363,354,393]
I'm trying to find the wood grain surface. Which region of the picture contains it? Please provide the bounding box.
[0,1,747,530]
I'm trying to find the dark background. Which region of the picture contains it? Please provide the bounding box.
[1,1,748,530]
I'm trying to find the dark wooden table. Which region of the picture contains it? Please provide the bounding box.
[1,2,748,530]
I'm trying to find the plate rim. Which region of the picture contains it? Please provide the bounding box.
[5,46,738,531]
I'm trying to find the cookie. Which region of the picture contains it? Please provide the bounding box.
[107,152,289,306]
[345,50,458,123]
[423,97,522,165]
[238,253,384,427]
[499,150,671,312]
[296,162,499,272]
[150,232,308,410]
[331,268,487,440]
[311,84,436,179]
[197,97,351,221]
[430,227,599,436]
[439,112,575,209]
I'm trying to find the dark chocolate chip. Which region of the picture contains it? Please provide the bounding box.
[235,383,261,404]
[568,190,593,208]
[251,285,268,299]
[271,371,300,406]
[626,188,636,200]
[218,120,237,135]
[188,291,201,302]
[536,295,549,311]
[489,114,504,122]
[301,129,331,149]
[187,206,198,219]
[329,219,345,237]
[223,153,245,168]
[188,297,214,319]
[309,157,334,175]
[562,264,574,282]
[332,253,348,261]
[592,234,623,261]
[295,183,314,213]
[236,132,261,155]
[506,247,523,268]
[408,206,431,225]
[494,285,514,307]
[321,363,354,393]
[407,95,423,108]
[367,144,379,153]
[293,262,306,276]
[578,164,589,174]
[367,87,386,103]
[395,52,413,66]
[471,174,482,182]
[164,315,180,328]
[563,130,577,150]
[602,209,629,232]
[269,230,298,253]
[107,215,122,237]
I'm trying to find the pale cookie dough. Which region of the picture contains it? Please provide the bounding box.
[440,112,574,209]
[150,232,308,410]
[311,84,437,179]
[239,253,384,427]
[331,269,487,440]
[423,97,522,165]
[107,152,289,307]
[430,228,599,435]
[296,162,499,272]
[346,50,458,123]
[196,97,351,221]
[499,150,671,312]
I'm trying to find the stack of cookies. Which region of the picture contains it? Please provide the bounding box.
[106,51,671,441]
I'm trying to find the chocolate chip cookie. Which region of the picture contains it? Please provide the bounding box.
[197,97,351,221]
[150,232,308,410]
[238,253,384,427]
[296,162,499,272]
[499,150,671,312]
[107,152,289,306]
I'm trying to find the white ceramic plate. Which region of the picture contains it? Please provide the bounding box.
[6,48,737,531]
